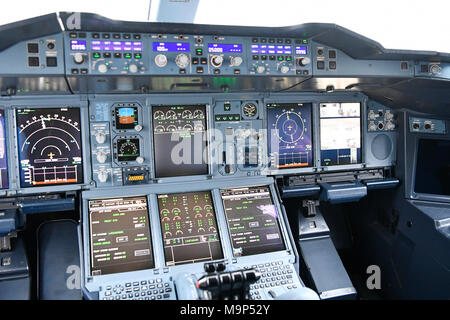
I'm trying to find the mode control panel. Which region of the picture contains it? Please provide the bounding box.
[66,32,146,75]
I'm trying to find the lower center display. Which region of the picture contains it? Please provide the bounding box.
[157,191,223,266]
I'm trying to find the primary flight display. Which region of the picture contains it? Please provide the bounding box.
[16,107,83,188]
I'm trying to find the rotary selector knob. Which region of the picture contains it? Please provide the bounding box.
[230,56,243,67]
[96,151,107,164]
[298,57,311,66]
[95,132,107,144]
[98,63,108,73]
[129,64,138,73]
[73,53,85,65]
[368,111,377,120]
[154,54,168,68]
[368,122,377,131]
[280,65,290,74]
[136,156,144,164]
[97,170,108,183]
[175,54,190,69]
[256,65,266,74]
[385,112,394,121]
[211,55,224,67]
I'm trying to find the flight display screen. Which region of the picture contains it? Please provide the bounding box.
[157,191,223,266]
[320,102,361,166]
[88,196,155,276]
[16,107,83,187]
[220,186,286,257]
[152,105,208,178]
[0,110,8,189]
[267,103,313,169]
[115,106,138,130]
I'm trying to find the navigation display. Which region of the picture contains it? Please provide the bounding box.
[157,191,223,266]
[0,110,8,189]
[88,196,154,276]
[320,102,361,166]
[220,186,286,257]
[152,105,208,178]
[267,103,313,169]
[16,107,83,187]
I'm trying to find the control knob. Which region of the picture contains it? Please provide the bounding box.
[154,54,168,68]
[134,124,143,132]
[95,132,107,144]
[136,156,144,164]
[280,65,290,74]
[96,151,107,164]
[73,53,85,65]
[385,112,394,121]
[129,64,138,73]
[256,65,266,74]
[368,122,377,131]
[98,63,108,73]
[97,170,109,183]
[211,55,223,67]
[297,57,311,66]
[175,54,190,69]
[385,122,396,131]
[230,56,243,67]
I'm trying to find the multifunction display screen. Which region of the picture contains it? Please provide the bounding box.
[157,191,223,266]
[115,106,138,130]
[91,40,143,52]
[88,196,154,276]
[0,110,8,189]
[152,42,190,52]
[267,103,313,169]
[152,105,208,178]
[16,107,83,187]
[207,44,242,53]
[220,186,286,257]
[320,102,361,166]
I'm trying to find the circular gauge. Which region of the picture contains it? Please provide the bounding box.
[166,110,177,120]
[242,103,258,118]
[274,110,305,144]
[183,124,193,131]
[166,125,177,132]
[117,138,140,162]
[193,109,204,119]
[194,123,205,132]
[182,110,193,119]
[153,110,165,120]
[154,125,165,133]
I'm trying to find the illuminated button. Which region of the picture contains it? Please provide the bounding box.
[114,53,121,58]
[93,52,101,59]
[200,57,207,65]
[252,55,259,60]
[102,33,110,39]
[134,53,142,59]
[317,61,325,70]
[269,55,275,60]
[196,67,203,73]
[269,38,275,43]
[113,33,121,39]
[224,104,231,111]
[277,56,284,61]
[92,33,100,39]
[260,38,267,43]
[103,52,111,58]
[124,53,132,59]
[261,55,267,60]
[133,34,141,39]
[123,34,131,39]
[192,57,199,65]
[286,56,292,61]
[196,48,203,55]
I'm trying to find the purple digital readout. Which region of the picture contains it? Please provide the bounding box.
[295,46,308,55]
[70,40,87,51]
[152,42,190,52]
[207,43,242,53]
[91,40,143,52]
[251,44,292,55]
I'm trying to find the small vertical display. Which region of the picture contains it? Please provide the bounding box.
[320,102,361,166]
[0,110,8,189]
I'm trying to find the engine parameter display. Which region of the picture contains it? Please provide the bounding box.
[157,191,223,266]
[152,105,208,178]
[88,196,154,276]
[16,107,83,187]
[220,186,286,257]
[267,103,313,169]
[320,102,361,166]
[0,110,8,189]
